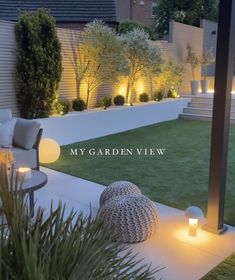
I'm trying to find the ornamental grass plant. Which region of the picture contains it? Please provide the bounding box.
[0,165,161,280]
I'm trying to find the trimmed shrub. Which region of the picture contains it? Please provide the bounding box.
[113,95,125,106]
[153,91,164,102]
[15,9,62,119]
[72,98,86,111]
[54,100,70,115]
[167,88,178,98]
[98,97,112,109]
[139,93,149,102]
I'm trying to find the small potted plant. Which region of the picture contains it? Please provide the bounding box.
[200,48,215,94]
[185,45,200,95]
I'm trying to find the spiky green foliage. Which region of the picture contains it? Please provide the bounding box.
[15,9,62,118]
[0,166,161,279]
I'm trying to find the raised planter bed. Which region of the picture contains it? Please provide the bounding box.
[38,99,190,145]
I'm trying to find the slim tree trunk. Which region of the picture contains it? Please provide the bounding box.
[149,75,153,100]
[86,87,90,109]
[126,80,130,104]
[76,77,81,99]
[126,78,134,104]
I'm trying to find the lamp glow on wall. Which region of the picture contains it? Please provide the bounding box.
[185,206,204,237]
[39,138,61,164]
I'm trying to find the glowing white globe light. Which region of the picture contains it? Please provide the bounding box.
[39,138,61,164]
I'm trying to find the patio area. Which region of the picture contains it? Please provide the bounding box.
[35,167,235,280]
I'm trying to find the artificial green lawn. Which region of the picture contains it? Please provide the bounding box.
[46,119,235,226]
[202,253,235,280]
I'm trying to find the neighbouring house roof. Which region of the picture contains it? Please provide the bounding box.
[0,0,117,23]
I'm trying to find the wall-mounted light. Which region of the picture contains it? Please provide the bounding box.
[140,0,145,6]
[185,206,204,237]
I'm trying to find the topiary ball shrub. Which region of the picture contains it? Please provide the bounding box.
[139,93,149,103]
[98,97,112,109]
[54,100,70,115]
[113,95,125,106]
[72,98,86,111]
[153,91,163,102]
[167,88,178,98]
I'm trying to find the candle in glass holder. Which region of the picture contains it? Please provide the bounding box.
[18,167,31,180]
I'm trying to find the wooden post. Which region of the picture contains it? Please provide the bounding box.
[203,0,235,234]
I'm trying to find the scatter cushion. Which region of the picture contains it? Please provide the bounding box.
[14,119,41,150]
[0,109,12,122]
[0,118,17,148]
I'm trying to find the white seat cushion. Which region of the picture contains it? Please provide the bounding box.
[0,118,17,148]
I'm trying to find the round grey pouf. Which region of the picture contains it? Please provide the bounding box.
[98,194,158,243]
[99,181,141,207]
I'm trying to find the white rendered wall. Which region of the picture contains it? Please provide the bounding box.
[38,99,190,146]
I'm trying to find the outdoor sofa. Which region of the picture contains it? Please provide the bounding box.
[0,109,42,170]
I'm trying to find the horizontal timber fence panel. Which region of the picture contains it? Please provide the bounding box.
[0,19,216,115]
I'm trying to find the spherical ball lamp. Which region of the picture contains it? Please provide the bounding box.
[39,138,61,164]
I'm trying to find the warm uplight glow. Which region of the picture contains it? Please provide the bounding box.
[174,226,210,244]
[18,167,31,180]
[189,218,198,236]
[198,89,235,94]
[135,79,146,97]
[118,84,127,96]
[39,138,61,164]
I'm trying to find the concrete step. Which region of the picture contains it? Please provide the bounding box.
[179,113,235,124]
[188,102,235,109]
[181,95,235,105]
[183,107,235,118]
[188,102,214,109]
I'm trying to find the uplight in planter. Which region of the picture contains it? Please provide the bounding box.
[185,206,204,237]
[39,138,61,164]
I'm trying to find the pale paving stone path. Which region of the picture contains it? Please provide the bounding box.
[33,167,235,280]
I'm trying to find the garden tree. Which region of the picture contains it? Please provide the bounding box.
[76,20,129,108]
[153,0,218,38]
[120,29,162,103]
[118,21,157,40]
[16,9,62,118]
[158,58,184,96]
[200,48,215,80]
[143,47,163,98]
[185,45,200,81]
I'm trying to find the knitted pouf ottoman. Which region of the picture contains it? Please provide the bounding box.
[98,194,158,243]
[99,181,141,207]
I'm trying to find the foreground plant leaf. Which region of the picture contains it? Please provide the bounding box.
[0,166,163,279]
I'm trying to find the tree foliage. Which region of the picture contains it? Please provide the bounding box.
[77,20,129,107]
[120,29,162,103]
[158,58,184,96]
[15,9,62,118]
[118,21,157,40]
[153,0,219,38]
